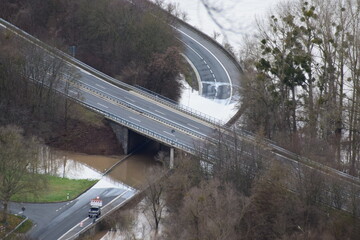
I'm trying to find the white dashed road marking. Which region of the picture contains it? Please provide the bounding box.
[97,103,108,108]
[163,131,175,137]
[155,110,166,115]
[187,123,200,130]
[95,84,106,89]
[124,96,135,102]
[129,116,141,122]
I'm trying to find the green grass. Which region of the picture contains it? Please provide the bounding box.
[0,214,31,239]
[70,104,105,127]
[15,218,33,233]
[11,175,98,202]
[181,58,199,91]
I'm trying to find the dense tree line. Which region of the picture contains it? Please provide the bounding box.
[239,0,360,176]
[1,0,183,100]
[106,136,360,239]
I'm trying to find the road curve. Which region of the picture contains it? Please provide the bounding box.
[176,23,242,103]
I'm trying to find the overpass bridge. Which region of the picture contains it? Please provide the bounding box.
[1,17,360,184]
[0,18,224,160]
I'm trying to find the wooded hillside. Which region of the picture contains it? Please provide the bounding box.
[1,0,183,100]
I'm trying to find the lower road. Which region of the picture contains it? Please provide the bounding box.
[9,178,136,240]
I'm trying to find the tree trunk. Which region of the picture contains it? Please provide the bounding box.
[2,201,8,223]
[292,87,297,133]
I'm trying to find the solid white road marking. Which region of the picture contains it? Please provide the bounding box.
[97,103,108,108]
[129,116,141,122]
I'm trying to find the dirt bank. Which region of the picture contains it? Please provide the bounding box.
[47,119,123,155]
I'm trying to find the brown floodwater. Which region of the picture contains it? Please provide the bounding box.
[56,150,158,188]
[107,154,158,188]
[58,151,124,173]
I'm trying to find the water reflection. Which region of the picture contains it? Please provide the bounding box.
[38,146,103,180]
[39,146,158,188]
[107,154,157,188]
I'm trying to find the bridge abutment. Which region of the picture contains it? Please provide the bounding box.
[170,147,174,169]
[109,121,148,154]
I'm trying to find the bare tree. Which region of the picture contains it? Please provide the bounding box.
[0,125,45,223]
[142,166,168,237]
[164,178,247,240]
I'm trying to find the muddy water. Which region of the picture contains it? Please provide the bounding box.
[58,151,123,174]
[39,142,160,188]
[107,154,158,188]
[58,151,158,188]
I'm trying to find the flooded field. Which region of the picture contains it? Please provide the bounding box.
[39,145,160,188]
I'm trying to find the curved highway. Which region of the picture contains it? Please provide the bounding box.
[177,23,242,102]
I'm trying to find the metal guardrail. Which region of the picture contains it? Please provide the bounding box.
[79,101,197,154]
[77,81,208,140]
[134,85,224,125]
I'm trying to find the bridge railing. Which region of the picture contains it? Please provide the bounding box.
[77,81,209,140]
[134,85,224,126]
[77,101,197,155]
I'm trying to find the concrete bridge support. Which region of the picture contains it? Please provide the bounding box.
[109,121,148,154]
[170,147,174,169]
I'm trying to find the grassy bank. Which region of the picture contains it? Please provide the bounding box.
[0,214,32,239]
[181,58,199,91]
[11,175,98,202]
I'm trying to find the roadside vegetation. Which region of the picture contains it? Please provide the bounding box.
[181,57,199,91]
[0,214,31,239]
[103,141,360,239]
[239,0,360,178]
[11,175,97,203]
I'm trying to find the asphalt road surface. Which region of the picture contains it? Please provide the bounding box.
[9,179,136,240]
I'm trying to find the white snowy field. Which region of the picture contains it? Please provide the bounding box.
[179,78,237,123]
[158,0,285,48]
